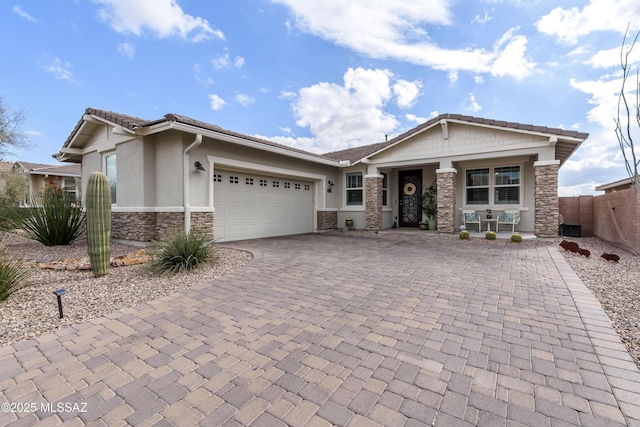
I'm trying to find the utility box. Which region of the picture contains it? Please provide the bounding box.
[559,224,581,237]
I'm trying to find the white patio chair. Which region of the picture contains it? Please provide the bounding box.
[497,209,520,233]
[462,210,481,232]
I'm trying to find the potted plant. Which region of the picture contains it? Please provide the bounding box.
[419,221,428,230]
[421,180,438,230]
[345,217,354,228]
[486,209,492,219]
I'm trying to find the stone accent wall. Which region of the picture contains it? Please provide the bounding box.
[365,176,383,231]
[156,212,184,238]
[112,212,157,241]
[534,163,559,238]
[437,171,456,233]
[190,211,214,238]
[317,210,337,230]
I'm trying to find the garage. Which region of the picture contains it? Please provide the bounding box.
[213,169,314,242]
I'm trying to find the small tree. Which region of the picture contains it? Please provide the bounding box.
[615,25,640,201]
[0,96,30,157]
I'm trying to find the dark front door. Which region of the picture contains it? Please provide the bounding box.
[399,170,422,227]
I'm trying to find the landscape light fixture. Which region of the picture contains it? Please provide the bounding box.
[53,289,67,319]
[194,161,206,172]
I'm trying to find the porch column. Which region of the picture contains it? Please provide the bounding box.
[436,168,457,233]
[534,160,560,238]
[365,174,383,231]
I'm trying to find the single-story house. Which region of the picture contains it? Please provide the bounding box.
[0,161,81,205]
[54,108,588,242]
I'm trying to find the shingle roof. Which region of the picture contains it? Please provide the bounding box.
[322,113,590,163]
[15,161,81,176]
[0,161,13,174]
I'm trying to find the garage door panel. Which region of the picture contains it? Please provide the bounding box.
[214,170,313,242]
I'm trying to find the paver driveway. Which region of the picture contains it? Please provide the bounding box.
[1,233,639,426]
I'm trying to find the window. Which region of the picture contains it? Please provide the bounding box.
[381,173,388,206]
[465,166,521,205]
[295,183,301,190]
[105,154,117,204]
[273,181,280,188]
[304,184,310,191]
[466,168,489,205]
[259,179,267,187]
[284,182,291,189]
[62,178,78,203]
[214,174,222,182]
[494,166,520,204]
[245,178,254,185]
[346,171,363,205]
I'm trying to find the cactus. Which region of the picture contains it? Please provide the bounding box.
[86,172,111,277]
[459,230,470,240]
[485,231,497,240]
[511,233,523,243]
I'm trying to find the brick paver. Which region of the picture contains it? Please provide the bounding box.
[1,233,639,426]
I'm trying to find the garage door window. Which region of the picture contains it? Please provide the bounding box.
[346,172,363,205]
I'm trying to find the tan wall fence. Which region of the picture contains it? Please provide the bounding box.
[559,187,640,254]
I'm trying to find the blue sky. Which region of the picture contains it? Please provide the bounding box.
[2,0,639,196]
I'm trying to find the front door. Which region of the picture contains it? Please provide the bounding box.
[399,170,422,227]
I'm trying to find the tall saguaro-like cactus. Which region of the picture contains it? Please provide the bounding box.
[86,172,112,277]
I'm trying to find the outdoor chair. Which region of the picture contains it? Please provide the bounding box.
[462,210,481,232]
[497,209,520,233]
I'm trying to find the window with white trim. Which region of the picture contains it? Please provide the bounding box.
[465,166,521,205]
[105,153,117,204]
[381,173,388,206]
[346,171,363,205]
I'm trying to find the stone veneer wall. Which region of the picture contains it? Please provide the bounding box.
[365,176,383,231]
[317,210,337,230]
[190,212,214,238]
[156,212,185,238]
[534,163,559,238]
[437,171,456,233]
[112,212,157,241]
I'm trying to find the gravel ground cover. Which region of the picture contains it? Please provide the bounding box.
[0,234,252,347]
[1,232,638,372]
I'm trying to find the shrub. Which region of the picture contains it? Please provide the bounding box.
[0,249,30,302]
[485,231,497,240]
[1,187,85,246]
[459,230,470,240]
[511,233,523,243]
[147,230,215,275]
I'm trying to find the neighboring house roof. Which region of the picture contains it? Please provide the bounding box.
[595,175,639,192]
[14,161,81,177]
[0,161,13,174]
[324,113,589,165]
[56,108,588,167]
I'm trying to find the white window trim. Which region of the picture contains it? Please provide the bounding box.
[345,171,364,207]
[104,152,117,205]
[463,162,523,208]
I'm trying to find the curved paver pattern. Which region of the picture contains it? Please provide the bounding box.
[1,233,639,426]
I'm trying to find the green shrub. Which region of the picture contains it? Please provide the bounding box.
[511,233,523,243]
[1,187,85,246]
[459,230,470,240]
[147,230,215,275]
[0,249,30,301]
[485,231,497,240]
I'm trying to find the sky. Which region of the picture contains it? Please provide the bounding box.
[2,0,640,196]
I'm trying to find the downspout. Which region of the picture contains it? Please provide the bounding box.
[183,134,203,234]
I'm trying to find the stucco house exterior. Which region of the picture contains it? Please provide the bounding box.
[54,108,588,242]
[0,161,81,205]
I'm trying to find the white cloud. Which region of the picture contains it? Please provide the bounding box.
[474,75,485,84]
[273,1,535,78]
[406,113,430,124]
[254,134,319,153]
[42,57,75,82]
[12,5,38,22]
[194,63,214,85]
[536,0,640,44]
[208,94,226,110]
[570,75,622,128]
[93,0,223,42]
[587,44,640,69]
[490,27,535,79]
[235,93,255,106]
[448,70,458,84]
[392,79,422,108]
[464,93,482,112]
[234,56,245,68]
[471,10,493,24]
[287,67,400,152]
[117,42,135,59]
[212,52,245,69]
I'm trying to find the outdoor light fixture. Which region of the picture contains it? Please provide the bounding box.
[53,289,67,319]
[194,161,206,172]
[327,180,334,193]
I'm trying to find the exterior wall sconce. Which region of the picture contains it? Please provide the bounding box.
[327,180,334,193]
[194,161,206,172]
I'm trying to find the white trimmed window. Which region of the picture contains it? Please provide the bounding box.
[105,153,117,204]
[346,171,363,205]
[381,173,388,206]
[465,166,521,205]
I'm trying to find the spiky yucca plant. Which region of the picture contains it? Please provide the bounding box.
[147,230,215,275]
[0,249,30,301]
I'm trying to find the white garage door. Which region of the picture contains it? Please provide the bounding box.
[213,170,314,242]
